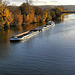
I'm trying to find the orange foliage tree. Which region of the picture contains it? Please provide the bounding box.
[0,5,13,27]
[50,6,64,19]
[8,6,23,26]
[13,14,23,25]
[0,2,65,28]
[20,3,34,24]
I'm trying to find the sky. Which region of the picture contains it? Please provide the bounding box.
[8,0,75,6]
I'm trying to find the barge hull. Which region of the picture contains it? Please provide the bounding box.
[10,31,39,41]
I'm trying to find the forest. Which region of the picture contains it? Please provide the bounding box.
[0,1,66,28]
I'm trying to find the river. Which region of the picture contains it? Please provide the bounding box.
[0,14,75,75]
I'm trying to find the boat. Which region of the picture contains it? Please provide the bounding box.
[35,21,55,31]
[10,30,40,41]
[46,21,55,26]
[10,21,55,42]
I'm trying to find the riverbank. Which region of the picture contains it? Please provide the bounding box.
[0,2,67,28]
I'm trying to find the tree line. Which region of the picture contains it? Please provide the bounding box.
[0,2,65,28]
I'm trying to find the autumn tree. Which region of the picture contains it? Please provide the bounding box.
[20,3,34,24]
[7,6,23,25]
[13,14,23,25]
[50,7,64,19]
[33,6,52,22]
[20,3,33,15]
[50,9,56,19]
[0,5,13,27]
[45,11,52,22]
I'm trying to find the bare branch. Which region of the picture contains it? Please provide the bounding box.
[2,0,10,6]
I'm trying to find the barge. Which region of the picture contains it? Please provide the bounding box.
[10,21,55,41]
[35,21,55,31]
[10,30,40,41]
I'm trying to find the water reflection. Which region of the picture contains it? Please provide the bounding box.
[0,18,64,44]
[0,22,46,43]
[64,14,75,21]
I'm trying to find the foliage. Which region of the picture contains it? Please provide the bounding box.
[33,6,52,22]
[13,14,23,25]
[7,6,23,26]
[50,6,64,19]
[0,5,13,27]
[20,3,33,15]
[20,3,34,24]
[0,2,65,28]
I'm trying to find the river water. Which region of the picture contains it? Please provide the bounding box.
[0,14,75,75]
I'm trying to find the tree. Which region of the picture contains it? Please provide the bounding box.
[13,14,23,25]
[20,3,31,15]
[50,10,56,19]
[50,7,64,19]
[0,5,13,27]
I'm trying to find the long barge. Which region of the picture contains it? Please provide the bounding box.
[10,30,40,41]
[10,21,55,41]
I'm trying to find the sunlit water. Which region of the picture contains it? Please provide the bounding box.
[0,14,75,75]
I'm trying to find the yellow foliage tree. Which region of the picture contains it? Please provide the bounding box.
[13,14,23,25]
[0,5,13,27]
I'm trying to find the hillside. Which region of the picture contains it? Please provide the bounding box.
[38,5,75,10]
[37,5,56,9]
[61,5,75,10]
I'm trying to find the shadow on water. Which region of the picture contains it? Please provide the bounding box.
[53,18,64,24]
